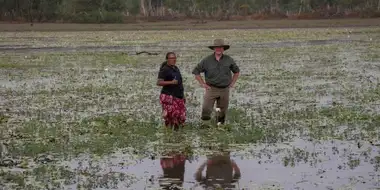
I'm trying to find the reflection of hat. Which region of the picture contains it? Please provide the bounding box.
[208,39,230,50]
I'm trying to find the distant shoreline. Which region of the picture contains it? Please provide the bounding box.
[1,18,379,32]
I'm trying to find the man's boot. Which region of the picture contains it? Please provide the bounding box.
[201,119,212,128]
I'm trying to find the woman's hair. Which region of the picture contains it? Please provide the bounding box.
[165,51,176,60]
[161,52,176,69]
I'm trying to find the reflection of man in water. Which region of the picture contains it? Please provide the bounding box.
[194,151,241,189]
[159,151,187,190]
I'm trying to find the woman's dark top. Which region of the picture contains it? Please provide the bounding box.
[157,62,184,99]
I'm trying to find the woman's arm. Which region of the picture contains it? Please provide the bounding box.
[194,161,207,182]
[157,79,176,86]
[157,67,178,86]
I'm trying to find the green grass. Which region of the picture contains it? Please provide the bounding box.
[6,113,265,158]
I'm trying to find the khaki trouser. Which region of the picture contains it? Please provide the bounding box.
[201,86,230,123]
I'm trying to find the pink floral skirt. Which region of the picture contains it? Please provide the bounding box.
[159,93,186,127]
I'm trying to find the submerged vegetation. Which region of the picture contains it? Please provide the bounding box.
[0,27,380,189]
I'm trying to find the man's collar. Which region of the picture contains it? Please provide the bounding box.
[213,52,224,60]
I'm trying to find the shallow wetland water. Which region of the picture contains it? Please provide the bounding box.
[0,28,380,189]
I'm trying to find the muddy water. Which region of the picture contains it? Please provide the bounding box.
[61,138,380,190]
[0,39,368,54]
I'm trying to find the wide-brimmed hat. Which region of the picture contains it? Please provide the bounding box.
[208,39,230,50]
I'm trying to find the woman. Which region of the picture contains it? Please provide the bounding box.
[157,52,186,130]
[159,150,187,190]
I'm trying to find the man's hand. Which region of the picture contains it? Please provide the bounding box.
[195,75,210,90]
[202,83,211,90]
[229,72,240,88]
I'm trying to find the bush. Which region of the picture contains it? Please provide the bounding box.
[101,12,124,23]
[69,11,102,23]
[67,11,124,23]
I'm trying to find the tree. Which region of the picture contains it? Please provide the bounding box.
[0,0,379,22]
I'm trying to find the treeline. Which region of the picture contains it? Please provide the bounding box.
[0,0,379,23]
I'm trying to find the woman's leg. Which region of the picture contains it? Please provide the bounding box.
[172,97,186,129]
[160,94,174,128]
[160,94,186,130]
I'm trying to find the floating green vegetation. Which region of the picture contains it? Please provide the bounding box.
[0,26,379,189]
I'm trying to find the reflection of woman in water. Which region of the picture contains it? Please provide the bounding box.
[194,151,241,189]
[159,150,187,190]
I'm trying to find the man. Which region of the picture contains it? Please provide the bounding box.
[194,150,241,189]
[192,39,240,126]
